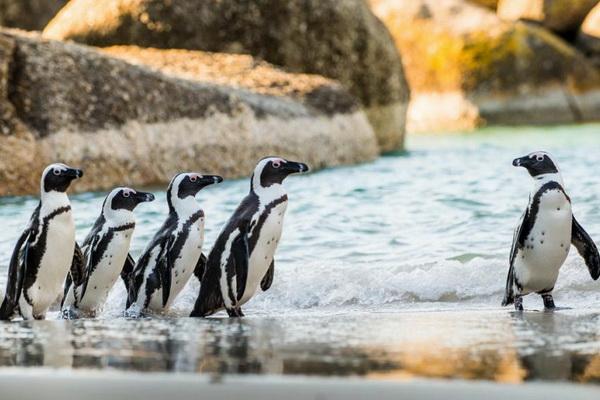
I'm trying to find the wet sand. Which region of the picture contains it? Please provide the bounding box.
[0,308,599,385]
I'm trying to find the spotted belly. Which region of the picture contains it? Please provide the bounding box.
[147,223,204,311]
[239,201,287,305]
[515,192,572,295]
[78,229,134,313]
[28,211,75,316]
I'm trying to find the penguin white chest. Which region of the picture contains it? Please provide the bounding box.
[78,228,134,311]
[165,218,205,309]
[515,189,572,294]
[241,201,287,304]
[33,210,75,311]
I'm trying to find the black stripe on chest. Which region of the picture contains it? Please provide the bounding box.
[519,181,570,248]
[23,205,72,299]
[248,195,288,253]
[88,222,136,277]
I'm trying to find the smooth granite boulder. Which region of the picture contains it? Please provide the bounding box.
[0,29,378,196]
[371,0,600,133]
[43,0,410,151]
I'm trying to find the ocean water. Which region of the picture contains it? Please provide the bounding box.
[1,124,600,381]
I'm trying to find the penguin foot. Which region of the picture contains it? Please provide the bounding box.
[61,307,81,320]
[226,307,244,318]
[514,296,524,311]
[542,294,556,311]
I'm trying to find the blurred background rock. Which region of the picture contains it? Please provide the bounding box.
[1,0,600,194]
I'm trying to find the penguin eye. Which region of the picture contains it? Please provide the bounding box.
[190,175,197,182]
[536,155,544,162]
[272,161,281,169]
[123,191,130,198]
[53,169,61,176]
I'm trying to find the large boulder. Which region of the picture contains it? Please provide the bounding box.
[0,29,378,196]
[497,0,599,34]
[0,0,68,31]
[370,0,600,133]
[577,3,600,66]
[43,0,410,151]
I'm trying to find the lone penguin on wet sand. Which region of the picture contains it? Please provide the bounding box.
[191,156,309,318]
[0,163,83,320]
[503,151,600,311]
[61,187,155,319]
[125,172,223,317]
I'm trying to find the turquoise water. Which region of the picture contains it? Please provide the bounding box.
[1,125,600,315]
[1,125,600,381]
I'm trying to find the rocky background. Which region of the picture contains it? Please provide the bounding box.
[1,0,600,195]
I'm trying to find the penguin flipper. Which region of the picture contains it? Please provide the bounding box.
[161,237,176,308]
[231,228,250,302]
[260,260,275,292]
[79,235,101,301]
[571,215,600,280]
[0,229,30,320]
[61,243,85,307]
[503,210,527,307]
[193,253,208,282]
[120,253,136,292]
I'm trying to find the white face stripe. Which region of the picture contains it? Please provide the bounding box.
[103,187,137,224]
[40,163,69,192]
[251,157,286,191]
[169,172,203,216]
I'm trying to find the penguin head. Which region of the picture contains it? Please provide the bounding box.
[252,157,310,189]
[105,187,155,213]
[167,172,223,212]
[41,163,83,193]
[512,151,559,177]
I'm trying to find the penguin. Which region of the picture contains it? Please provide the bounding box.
[191,156,309,318]
[125,172,223,316]
[502,151,600,311]
[0,163,83,320]
[61,187,155,318]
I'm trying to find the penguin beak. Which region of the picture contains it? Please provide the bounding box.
[135,191,155,203]
[199,175,223,187]
[512,156,527,168]
[65,168,84,179]
[282,161,310,174]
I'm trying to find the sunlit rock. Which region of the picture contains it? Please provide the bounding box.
[577,3,600,66]
[497,0,598,34]
[0,29,377,196]
[42,0,410,152]
[370,0,600,133]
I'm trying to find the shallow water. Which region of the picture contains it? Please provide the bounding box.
[1,124,600,381]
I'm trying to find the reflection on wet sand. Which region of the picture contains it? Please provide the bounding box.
[0,310,599,384]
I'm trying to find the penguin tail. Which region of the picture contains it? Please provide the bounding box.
[190,287,223,318]
[501,292,514,307]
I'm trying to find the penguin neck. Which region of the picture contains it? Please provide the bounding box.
[103,205,135,228]
[252,180,287,207]
[532,172,564,191]
[171,195,201,220]
[40,190,71,215]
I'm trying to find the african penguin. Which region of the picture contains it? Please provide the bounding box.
[61,187,155,319]
[191,156,309,318]
[125,172,223,317]
[502,151,600,311]
[0,163,83,320]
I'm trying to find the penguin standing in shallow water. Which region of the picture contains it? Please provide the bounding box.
[191,157,309,318]
[126,172,222,316]
[503,151,600,311]
[0,163,83,320]
[61,187,155,318]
